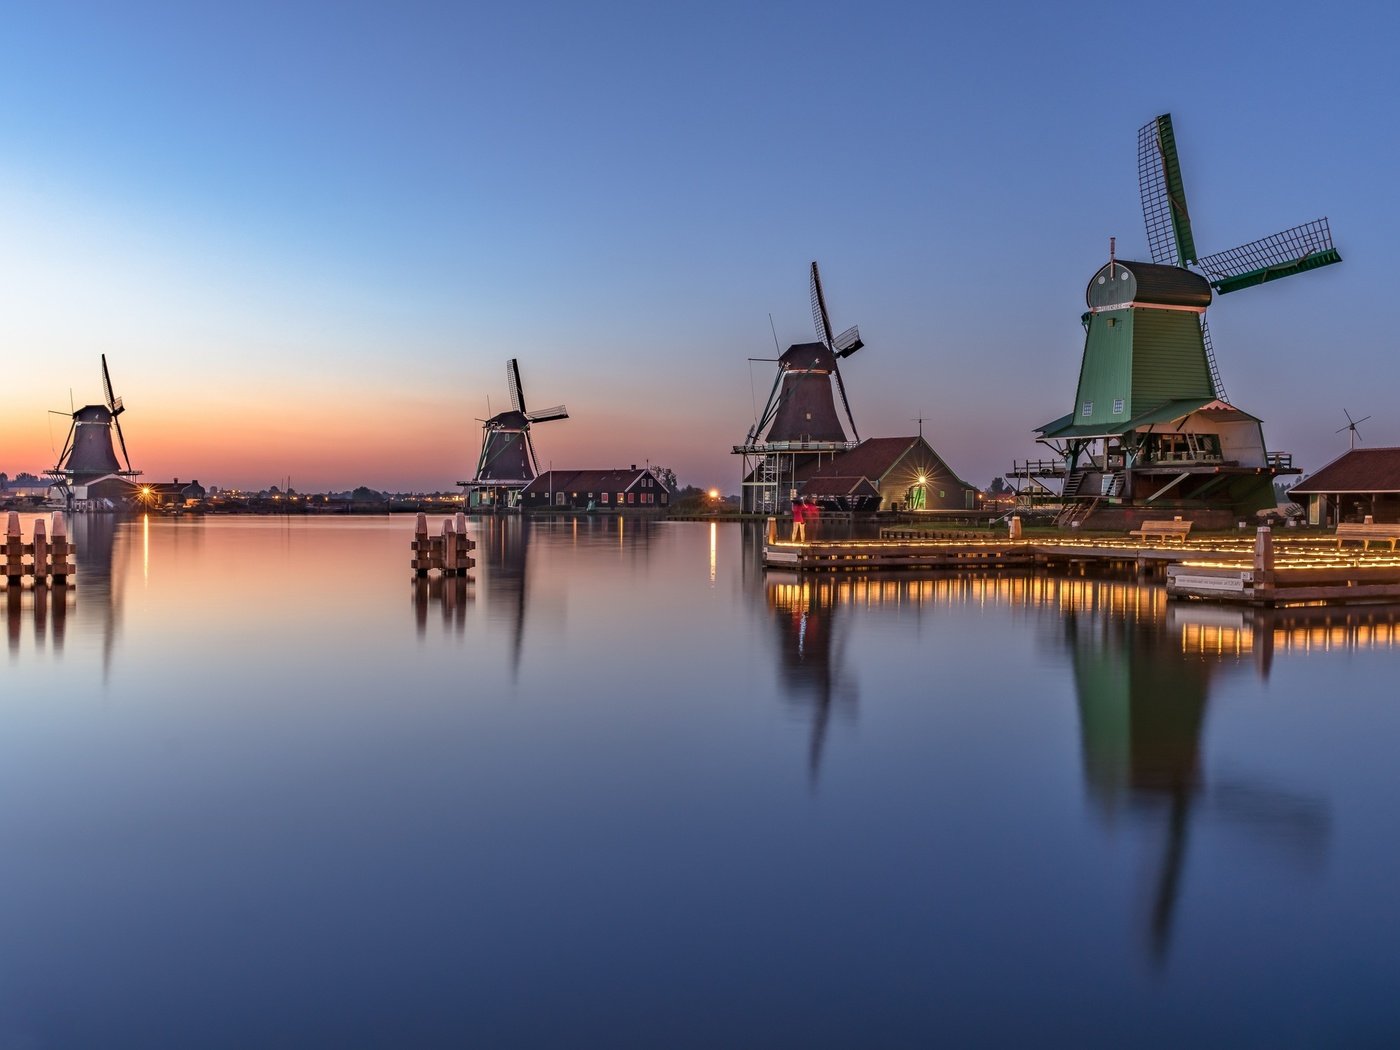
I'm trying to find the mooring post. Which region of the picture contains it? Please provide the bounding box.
[1009,514,1022,540]
[32,518,48,584]
[1254,525,1274,599]
[442,518,457,575]
[412,512,429,577]
[766,516,777,545]
[454,512,466,534]
[49,512,70,584]
[5,512,21,583]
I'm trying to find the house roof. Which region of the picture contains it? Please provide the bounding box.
[1290,448,1400,494]
[796,437,919,482]
[800,476,880,498]
[795,435,975,492]
[521,468,650,495]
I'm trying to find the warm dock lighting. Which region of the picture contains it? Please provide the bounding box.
[708,488,719,500]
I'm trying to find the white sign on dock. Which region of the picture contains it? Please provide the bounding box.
[1171,573,1246,593]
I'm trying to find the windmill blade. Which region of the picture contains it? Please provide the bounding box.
[506,359,526,414]
[833,324,863,358]
[1200,316,1227,403]
[832,363,860,443]
[1138,114,1197,267]
[752,364,788,439]
[810,261,835,349]
[523,427,540,476]
[1197,218,1341,294]
[525,404,569,423]
[100,354,124,415]
[113,416,133,472]
[55,422,76,471]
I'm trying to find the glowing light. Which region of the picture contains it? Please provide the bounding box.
[708,489,719,500]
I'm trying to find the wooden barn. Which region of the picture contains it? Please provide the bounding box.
[795,435,978,513]
[521,467,671,512]
[1289,448,1400,526]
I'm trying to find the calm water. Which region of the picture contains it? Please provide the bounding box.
[5,514,1400,1047]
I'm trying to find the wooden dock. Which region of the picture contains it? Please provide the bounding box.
[764,519,1400,607]
[2,512,74,586]
[411,513,477,577]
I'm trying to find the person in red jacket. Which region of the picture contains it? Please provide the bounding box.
[790,497,808,542]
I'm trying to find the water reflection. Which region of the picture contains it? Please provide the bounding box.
[411,575,472,637]
[754,568,1363,964]
[765,574,858,784]
[477,515,529,676]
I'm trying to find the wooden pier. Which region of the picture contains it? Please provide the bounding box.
[2,512,74,586]
[764,518,1400,607]
[411,513,477,577]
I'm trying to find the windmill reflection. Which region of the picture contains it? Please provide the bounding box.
[68,513,122,678]
[1064,587,1333,965]
[477,515,529,677]
[765,574,858,784]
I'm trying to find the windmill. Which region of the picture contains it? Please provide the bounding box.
[46,354,142,505]
[1336,409,1371,450]
[1022,112,1341,525]
[733,261,865,514]
[460,359,568,510]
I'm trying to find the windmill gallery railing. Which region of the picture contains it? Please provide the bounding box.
[3,513,75,584]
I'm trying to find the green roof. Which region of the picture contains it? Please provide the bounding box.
[1038,397,1258,440]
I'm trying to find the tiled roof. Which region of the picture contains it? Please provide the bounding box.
[796,437,919,482]
[801,476,880,497]
[521,469,650,495]
[1290,448,1400,494]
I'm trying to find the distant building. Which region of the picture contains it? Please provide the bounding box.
[521,467,670,512]
[142,479,207,509]
[795,436,978,512]
[1289,449,1400,525]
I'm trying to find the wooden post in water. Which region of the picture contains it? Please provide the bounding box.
[5,513,21,583]
[31,518,48,584]
[412,513,430,577]
[50,512,71,584]
[766,517,777,545]
[1254,526,1274,602]
[442,518,457,575]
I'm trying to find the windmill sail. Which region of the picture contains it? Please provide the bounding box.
[1197,218,1341,294]
[1138,114,1198,268]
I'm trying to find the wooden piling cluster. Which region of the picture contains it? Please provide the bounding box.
[3,512,74,586]
[411,513,476,577]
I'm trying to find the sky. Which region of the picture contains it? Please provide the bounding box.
[1,0,1397,492]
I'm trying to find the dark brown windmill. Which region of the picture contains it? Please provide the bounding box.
[461,359,569,511]
[734,262,865,513]
[46,355,141,506]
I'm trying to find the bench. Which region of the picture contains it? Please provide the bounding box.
[1335,522,1400,551]
[1128,520,1193,543]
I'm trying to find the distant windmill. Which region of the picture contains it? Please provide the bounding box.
[734,261,866,513]
[1336,409,1371,450]
[463,359,568,510]
[47,354,141,500]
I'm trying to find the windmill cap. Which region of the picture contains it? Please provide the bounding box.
[1087,259,1211,311]
[779,342,837,371]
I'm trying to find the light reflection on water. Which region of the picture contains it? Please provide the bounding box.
[2,514,1399,1046]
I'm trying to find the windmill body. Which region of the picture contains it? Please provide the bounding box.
[46,355,142,510]
[733,263,864,514]
[1013,113,1341,526]
[461,360,568,511]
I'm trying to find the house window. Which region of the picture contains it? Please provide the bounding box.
[1112,398,1124,415]
[1082,401,1094,417]
[617,493,624,503]
[628,492,635,504]
[661,494,667,504]
[556,492,565,505]
[601,492,609,503]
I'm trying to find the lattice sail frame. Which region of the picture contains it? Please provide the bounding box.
[1138,115,1197,267]
[1196,218,1340,294]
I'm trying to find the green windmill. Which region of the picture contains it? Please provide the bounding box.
[1021,113,1341,526]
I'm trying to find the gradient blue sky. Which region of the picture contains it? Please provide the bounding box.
[1,0,1395,490]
